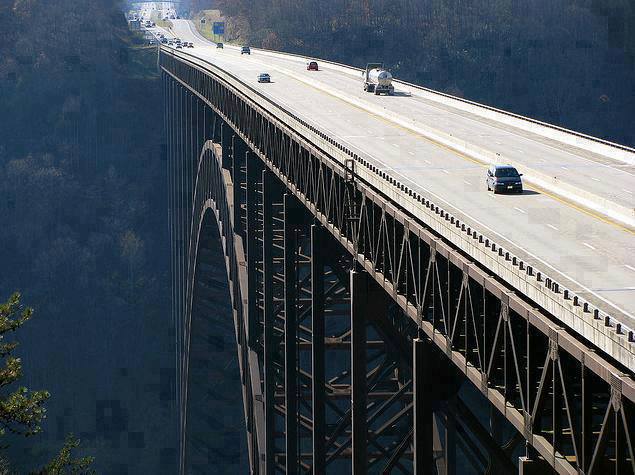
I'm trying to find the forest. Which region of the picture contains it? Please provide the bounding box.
[212,0,635,146]
[0,0,633,471]
[0,0,175,472]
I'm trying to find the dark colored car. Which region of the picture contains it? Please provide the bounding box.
[486,164,523,193]
[217,42,224,49]
[257,73,271,83]
[307,61,319,71]
[241,46,251,55]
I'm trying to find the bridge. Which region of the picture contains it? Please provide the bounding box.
[160,20,635,474]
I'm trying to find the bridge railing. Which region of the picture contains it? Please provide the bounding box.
[161,47,634,372]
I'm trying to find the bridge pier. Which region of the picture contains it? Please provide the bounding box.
[350,269,369,473]
[311,224,326,474]
[413,336,434,475]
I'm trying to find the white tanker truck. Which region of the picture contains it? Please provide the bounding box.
[362,63,394,95]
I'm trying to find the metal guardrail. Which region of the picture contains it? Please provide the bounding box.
[245,44,635,156]
[161,46,635,370]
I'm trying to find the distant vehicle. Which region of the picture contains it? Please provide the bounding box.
[362,63,394,95]
[307,61,319,71]
[241,46,251,55]
[176,44,183,49]
[258,73,271,83]
[216,42,224,49]
[486,165,523,193]
[149,39,156,45]
[161,38,168,44]
[186,42,194,48]
[176,15,181,19]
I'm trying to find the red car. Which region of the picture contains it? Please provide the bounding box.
[307,61,319,71]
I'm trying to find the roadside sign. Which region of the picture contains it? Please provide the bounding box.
[213,22,225,35]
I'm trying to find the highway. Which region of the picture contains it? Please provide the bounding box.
[158,21,635,339]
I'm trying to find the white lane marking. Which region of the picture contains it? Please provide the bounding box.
[624,264,635,272]
[514,207,526,214]
[408,151,415,156]
[463,180,472,185]
[188,34,635,322]
[495,141,502,145]
[623,189,633,194]
[560,166,568,170]
[517,149,524,154]
[539,159,547,163]
[424,159,432,165]
[392,143,400,148]
[547,224,559,231]
[583,242,596,250]
[442,169,450,174]
[591,177,600,182]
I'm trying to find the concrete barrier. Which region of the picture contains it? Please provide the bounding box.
[253,60,635,228]
[163,47,635,371]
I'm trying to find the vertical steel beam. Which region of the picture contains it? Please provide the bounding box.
[262,169,276,474]
[351,270,368,473]
[445,397,457,475]
[220,122,232,169]
[284,193,302,475]
[246,151,260,347]
[231,135,242,235]
[311,224,326,473]
[414,337,434,475]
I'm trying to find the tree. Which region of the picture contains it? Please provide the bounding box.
[0,293,94,474]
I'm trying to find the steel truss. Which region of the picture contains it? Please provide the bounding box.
[163,51,635,475]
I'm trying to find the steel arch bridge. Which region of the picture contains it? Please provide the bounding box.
[161,49,635,474]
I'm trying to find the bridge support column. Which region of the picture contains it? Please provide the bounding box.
[245,151,261,347]
[284,193,303,474]
[311,224,326,474]
[414,336,434,475]
[220,122,232,169]
[351,269,369,473]
[231,134,246,236]
[262,169,277,475]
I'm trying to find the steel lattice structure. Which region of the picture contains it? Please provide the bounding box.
[162,49,635,474]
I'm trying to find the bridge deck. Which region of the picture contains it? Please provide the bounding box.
[159,21,635,362]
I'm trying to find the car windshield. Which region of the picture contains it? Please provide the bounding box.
[495,167,519,178]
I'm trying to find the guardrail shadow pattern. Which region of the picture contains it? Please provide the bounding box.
[163,51,634,474]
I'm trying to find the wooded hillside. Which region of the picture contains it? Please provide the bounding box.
[214,0,635,145]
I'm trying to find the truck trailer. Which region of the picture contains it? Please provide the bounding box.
[362,63,394,95]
